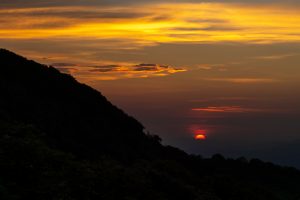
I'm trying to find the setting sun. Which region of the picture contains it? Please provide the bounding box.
[194,129,207,140]
[195,134,206,140]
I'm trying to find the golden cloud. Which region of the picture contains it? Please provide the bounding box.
[0,3,300,45]
[53,63,187,81]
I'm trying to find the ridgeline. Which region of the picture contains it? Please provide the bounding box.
[0,49,300,200]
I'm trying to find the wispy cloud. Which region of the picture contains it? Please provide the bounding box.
[204,78,277,83]
[253,53,300,60]
[53,63,186,81]
[192,106,270,113]
[51,62,77,67]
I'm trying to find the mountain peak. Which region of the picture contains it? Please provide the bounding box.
[0,48,27,62]
[0,48,12,54]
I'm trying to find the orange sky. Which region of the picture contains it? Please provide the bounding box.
[1,0,300,167]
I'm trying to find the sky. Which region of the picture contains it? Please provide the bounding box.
[1,0,300,167]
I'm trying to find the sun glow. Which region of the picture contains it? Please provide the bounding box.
[195,134,206,140]
[194,129,207,140]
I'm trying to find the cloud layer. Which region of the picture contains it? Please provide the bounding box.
[1,3,300,45]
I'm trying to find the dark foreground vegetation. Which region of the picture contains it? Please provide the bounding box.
[0,49,300,200]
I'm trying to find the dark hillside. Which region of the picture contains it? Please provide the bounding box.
[1,49,300,200]
[0,49,164,160]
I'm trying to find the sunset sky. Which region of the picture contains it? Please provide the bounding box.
[1,0,300,167]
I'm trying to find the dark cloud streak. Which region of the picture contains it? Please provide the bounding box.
[1,0,299,9]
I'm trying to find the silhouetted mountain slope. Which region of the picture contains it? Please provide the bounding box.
[0,49,168,160]
[1,49,300,200]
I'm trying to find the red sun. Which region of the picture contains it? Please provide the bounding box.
[194,129,207,140]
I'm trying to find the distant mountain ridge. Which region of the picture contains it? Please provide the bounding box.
[1,49,300,200]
